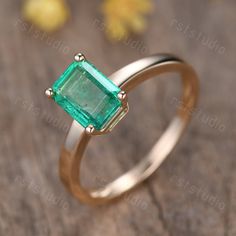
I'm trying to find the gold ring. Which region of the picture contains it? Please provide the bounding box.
[45,53,199,205]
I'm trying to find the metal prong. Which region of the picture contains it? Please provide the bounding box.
[74,53,86,62]
[118,91,127,101]
[85,124,95,135]
[45,88,54,98]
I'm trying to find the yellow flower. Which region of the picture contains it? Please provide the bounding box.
[102,0,153,41]
[22,0,69,32]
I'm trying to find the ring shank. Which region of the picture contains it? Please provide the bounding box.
[59,54,199,204]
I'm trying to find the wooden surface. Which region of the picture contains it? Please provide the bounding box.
[0,0,236,235]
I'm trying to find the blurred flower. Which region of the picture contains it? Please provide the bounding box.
[102,0,153,41]
[22,0,69,32]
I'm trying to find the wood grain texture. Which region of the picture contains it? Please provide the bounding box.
[0,0,235,235]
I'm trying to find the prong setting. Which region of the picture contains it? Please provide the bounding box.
[85,124,95,135]
[74,53,86,62]
[45,88,54,98]
[118,91,127,101]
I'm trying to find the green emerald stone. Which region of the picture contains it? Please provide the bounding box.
[52,60,122,130]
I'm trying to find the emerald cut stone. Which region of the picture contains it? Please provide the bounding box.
[52,60,122,130]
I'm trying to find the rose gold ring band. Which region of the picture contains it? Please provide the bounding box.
[59,54,199,205]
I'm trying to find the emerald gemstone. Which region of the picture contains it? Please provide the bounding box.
[52,60,122,130]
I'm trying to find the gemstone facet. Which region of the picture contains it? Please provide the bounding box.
[52,60,122,130]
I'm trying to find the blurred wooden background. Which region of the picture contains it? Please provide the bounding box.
[0,0,235,235]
